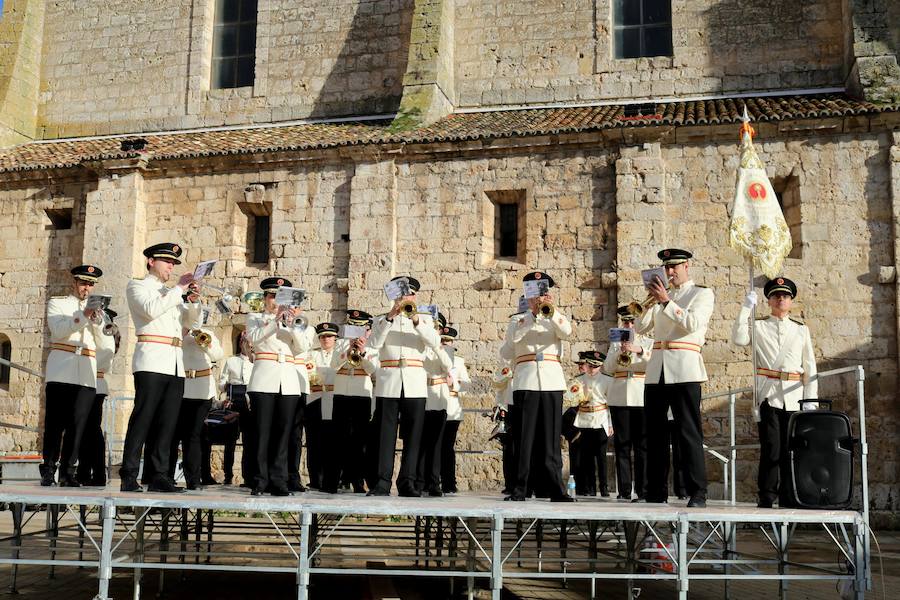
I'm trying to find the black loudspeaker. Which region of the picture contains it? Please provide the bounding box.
[788,400,855,509]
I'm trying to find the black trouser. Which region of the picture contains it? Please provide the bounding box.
[233,395,256,484]
[416,409,446,493]
[441,419,461,493]
[43,382,96,475]
[250,391,299,491]
[121,372,184,483]
[372,392,425,495]
[644,377,706,501]
[575,428,609,495]
[287,394,307,488]
[328,395,371,491]
[302,398,322,488]
[669,418,687,497]
[502,403,520,494]
[511,390,566,499]
[365,401,382,490]
[202,428,237,483]
[610,406,646,499]
[76,393,107,484]
[168,398,212,486]
[758,401,796,506]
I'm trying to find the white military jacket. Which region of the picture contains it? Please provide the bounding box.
[127,275,201,376]
[368,314,441,399]
[45,295,105,388]
[182,328,224,400]
[246,312,312,395]
[94,333,118,396]
[499,310,573,392]
[218,354,254,391]
[307,345,337,419]
[635,280,714,385]
[732,308,818,416]
[446,354,471,422]
[602,334,653,407]
[424,346,455,411]
[333,338,377,400]
[564,372,613,434]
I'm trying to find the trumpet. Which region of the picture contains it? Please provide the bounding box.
[399,300,417,319]
[628,275,674,316]
[241,291,264,312]
[200,283,239,315]
[89,309,119,337]
[190,329,212,348]
[348,347,364,367]
[537,300,554,318]
[617,349,633,368]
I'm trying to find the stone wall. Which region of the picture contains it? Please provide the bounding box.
[454,0,846,107]
[0,127,897,512]
[36,0,414,138]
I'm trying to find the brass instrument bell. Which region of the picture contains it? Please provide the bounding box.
[399,300,417,319]
[191,329,212,348]
[241,291,264,312]
[537,300,554,318]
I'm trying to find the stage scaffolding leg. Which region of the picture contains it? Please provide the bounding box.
[179,510,188,578]
[723,520,734,600]
[676,517,688,600]
[194,510,202,565]
[134,512,145,600]
[48,503,59,579]
[205,510,213,565]
[97,501,115,600]
[854,517,866,600]
[158,509,171,597]
[465,518,476,600]
[491,516,503,600]
[79,505,87,566]
[624,521,639,600]
[296,511,311,600]
[778,522,789,600]
[9,502,24,593]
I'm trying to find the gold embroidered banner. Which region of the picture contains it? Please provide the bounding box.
[728,110,792,278]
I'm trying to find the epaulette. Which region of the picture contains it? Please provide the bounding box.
[755,315,769,320]
[789,317,805,326]
[695,284,708,288]
[50,295,67,299]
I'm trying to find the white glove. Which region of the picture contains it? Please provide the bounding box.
[743,290,758,308]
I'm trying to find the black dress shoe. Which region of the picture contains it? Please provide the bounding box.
[270,487,292,497]
[600,490,610,498]
[427,489,443,498]
[398,489,422,498]
[200,477,219,486]
[223,477,233,485]
[351,482,367,494]
[148,478,185,493]
[504,495,525,501]
[757,499,774,509]
[287,481,307,493]
[186,482,202,491]
[120,479,143,492]
[366,489,390,497]
[631,497,647,503]
[687,495,707,508]
[88,479,107,487]
[251,487,265,496]
[39,465,56,487]
[551,495,576,503]
[58,476,81,488]
[644,496,667,504]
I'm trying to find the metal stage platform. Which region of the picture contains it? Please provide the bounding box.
[0,484,869,600]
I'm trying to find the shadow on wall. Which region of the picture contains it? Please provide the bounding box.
[308,0,414,119]
[701,0,843,91]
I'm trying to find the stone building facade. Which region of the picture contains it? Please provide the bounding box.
[0,0,898,519]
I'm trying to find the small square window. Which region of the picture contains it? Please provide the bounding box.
[613,0,673,59]
[484,190,526,264]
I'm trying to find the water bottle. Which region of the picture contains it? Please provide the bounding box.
[567,475,576,497]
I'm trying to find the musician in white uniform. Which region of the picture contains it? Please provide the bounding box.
[366,276,441,497]
[418,330,454,496]
[169,309,223,490]
[636,248,715,507]
[307,322,339,492]
[246,277,312,496]
[500,271,574,502]
[330,310,376,494]
[603,305,653,501]
[732,276,817,508]
[439,327,471,495]
[42,264,112,487]
[76,308,120,486]
[213,332,254,485]
[564,350,614,497]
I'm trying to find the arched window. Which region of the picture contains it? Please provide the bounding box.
[0,334,12,389]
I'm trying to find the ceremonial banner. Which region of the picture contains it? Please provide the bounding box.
[728,108,792,278]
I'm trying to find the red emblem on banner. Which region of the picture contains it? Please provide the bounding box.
[747,182,767,201]
[570,385,579,393]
